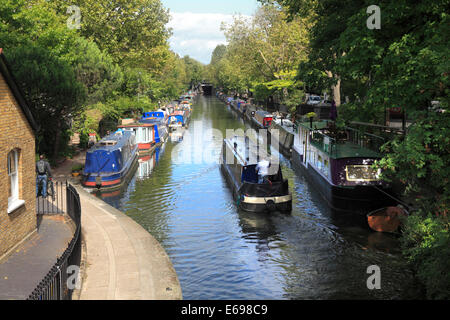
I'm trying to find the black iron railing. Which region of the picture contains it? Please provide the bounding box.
[36,180,66,214]
[28,182,82,300]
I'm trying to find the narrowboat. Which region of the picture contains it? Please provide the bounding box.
[252,110,273,129]
[117,122,156,153]
[139,111,169,144]
[268,117,295,156]
[141,111,168,125]
[291,120,397,212]
[168,110,189,131]
[82,130,139,189]
[221,136,292,213]
[179,99,192,111]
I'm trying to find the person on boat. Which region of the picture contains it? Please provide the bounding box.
[36,154,52,198]
[256,159,271,184]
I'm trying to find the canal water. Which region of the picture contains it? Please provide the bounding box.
[97,95,420,299]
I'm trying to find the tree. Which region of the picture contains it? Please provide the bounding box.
[211,4,310,106]
[7,45,86,159]
[67,37,124,105]
[62,0,172,70]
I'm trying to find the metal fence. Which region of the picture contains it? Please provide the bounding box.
[36,180,66,214]
[28,183,82,300]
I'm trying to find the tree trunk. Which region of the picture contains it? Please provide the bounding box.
[326,71,341,106]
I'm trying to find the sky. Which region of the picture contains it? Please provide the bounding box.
[161,0,260,65]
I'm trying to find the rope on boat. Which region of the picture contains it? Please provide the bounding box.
[373,185,412,211]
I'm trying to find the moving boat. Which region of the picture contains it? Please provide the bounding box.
[82,130,138,189]
[291,120,397,211]
[367,206,408,233]
[221,136,292,213]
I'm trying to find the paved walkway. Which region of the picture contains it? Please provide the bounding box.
[0,216,74,300]
[74,185,182,300]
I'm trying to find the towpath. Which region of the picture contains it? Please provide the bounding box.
[52,151,182,300]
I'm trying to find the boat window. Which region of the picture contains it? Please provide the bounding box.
[100,140,117,146]
[346,165,380,181]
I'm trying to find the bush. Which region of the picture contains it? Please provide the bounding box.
[401,213,450,299]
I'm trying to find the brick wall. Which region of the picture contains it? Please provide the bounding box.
[0,72,36,258]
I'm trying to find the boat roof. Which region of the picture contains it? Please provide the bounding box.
[87,130,134,153]
[142,111,165,118]
[255,110,272,117]
[297,120,382,159]
[118,122,156,128]
[224,136,274,166]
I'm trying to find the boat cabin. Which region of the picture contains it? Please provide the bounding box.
[118,122,158,152]
[291,120,396,211]
[253,110,273,128]
[221,136,292,213]
[82,130,138,189]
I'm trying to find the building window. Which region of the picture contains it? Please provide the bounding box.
[7,149,24,213]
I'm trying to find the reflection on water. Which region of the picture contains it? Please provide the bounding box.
[97,96,420,300]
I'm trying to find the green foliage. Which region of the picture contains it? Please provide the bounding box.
[210,4,310,101]
[401,214,450,299]
[7,44,86,159]
[375,111,450,299]
[67,38,124,105]
[0,0,200,158]
[65,0,171,69]
[376,111,450,214]
[267,0,449,299]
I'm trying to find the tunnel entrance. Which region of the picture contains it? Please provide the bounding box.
[201,84,213,96]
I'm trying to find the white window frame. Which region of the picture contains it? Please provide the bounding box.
[7,149,24,213]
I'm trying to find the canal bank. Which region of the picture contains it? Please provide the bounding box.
[73,184,182,300]
[51,153,182,300]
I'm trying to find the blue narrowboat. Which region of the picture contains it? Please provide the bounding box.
[82,130,139,189]
[168,110,189,131]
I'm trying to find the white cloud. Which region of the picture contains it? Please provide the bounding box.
[167,12,251,64]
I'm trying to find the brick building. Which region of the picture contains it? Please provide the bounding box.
[0,48,39,258]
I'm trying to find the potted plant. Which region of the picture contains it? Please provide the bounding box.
[71,164,84,177]
[305,112,318,128]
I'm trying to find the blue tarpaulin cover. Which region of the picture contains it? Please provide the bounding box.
[142,111,164,119]
[84,131,135,174]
